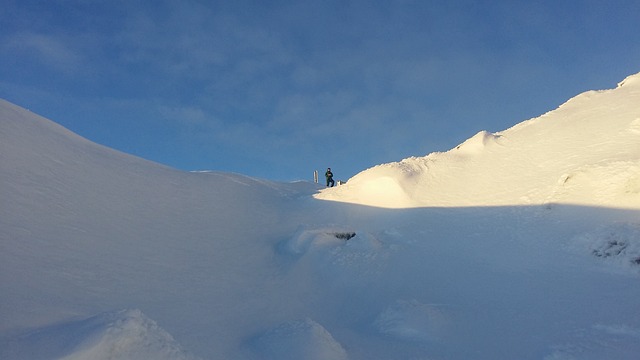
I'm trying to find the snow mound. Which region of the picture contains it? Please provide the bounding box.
[281,228,380,256]
[374,300,451,343]
[250,318,349,360]
[282,228,357,256]
[0,309,197,360]
[280,228,385,277]
[314,162,420,208]
[453,130,502,155]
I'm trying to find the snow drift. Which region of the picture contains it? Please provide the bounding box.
[2,72,640,360]
[249,318,348,360]
[316,73,640,209]
[0,309,197,360]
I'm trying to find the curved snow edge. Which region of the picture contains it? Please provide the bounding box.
[0,309,199,360]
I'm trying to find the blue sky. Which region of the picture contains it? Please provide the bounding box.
[1,0,639,181]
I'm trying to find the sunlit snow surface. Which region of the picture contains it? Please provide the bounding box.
[2,73,640,359]
[316,73,640,209]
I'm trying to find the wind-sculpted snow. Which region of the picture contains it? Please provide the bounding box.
[453,130,503,155]
[316,72,640,208]
[2,73,640,360]
[281,228,378,257]
[0,310,198,360]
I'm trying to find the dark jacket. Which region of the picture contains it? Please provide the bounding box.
[325,170,333,179]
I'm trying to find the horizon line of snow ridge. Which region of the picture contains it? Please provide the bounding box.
[315,72,640,209]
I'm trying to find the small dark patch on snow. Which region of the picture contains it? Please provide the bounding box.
[591,238,640,267]
[333,232,356,241]
[592,240,628,258]
[576,223,640,272]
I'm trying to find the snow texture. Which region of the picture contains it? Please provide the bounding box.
[0,310,198,360]
[2,72,640,359]
[250,318,348,360]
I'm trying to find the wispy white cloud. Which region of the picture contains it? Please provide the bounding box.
[4,32,83,73]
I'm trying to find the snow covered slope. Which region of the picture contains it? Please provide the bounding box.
[2,73,640,360]
[0,100,321,359]
[317,73,640,209]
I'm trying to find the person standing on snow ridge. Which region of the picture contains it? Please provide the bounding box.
[325,168,335,187]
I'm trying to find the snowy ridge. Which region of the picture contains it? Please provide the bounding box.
[2,72,640,360]
[1,310,198,360]
[316,72,640,208]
